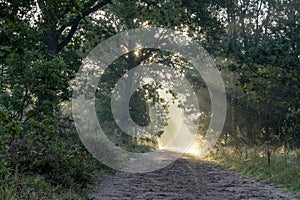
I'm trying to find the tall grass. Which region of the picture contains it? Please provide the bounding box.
[0,172,86,200]
[207,146,300,196]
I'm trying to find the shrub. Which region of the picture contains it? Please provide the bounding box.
[0,108,108,192]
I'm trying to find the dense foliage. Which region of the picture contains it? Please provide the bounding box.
[0,0,299,198]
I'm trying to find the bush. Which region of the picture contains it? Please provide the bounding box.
[282,108,300,148]
[0,109,22,180]
[0,108,109,198]
[5,117,98,187]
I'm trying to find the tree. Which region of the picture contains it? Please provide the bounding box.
[217,0,300,146]
[0,0,112,120]
[0,0,115,190]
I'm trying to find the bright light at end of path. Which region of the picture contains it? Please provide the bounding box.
[72,27,226,173]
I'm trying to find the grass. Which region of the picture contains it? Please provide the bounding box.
[0,147,110,200]
[0,173,86,199]
[207,146,300,196]
[0,164,110,200]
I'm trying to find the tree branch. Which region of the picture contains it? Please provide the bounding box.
[57,0,112,52]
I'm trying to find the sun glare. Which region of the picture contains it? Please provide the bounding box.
[157,89,202,157]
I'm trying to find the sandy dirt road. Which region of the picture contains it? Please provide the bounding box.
[90,154,300,200]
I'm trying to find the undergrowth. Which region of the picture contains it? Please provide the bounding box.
[0,109,110,199]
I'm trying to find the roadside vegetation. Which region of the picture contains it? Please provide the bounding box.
[0,109,109,199]
[208,146,300,196]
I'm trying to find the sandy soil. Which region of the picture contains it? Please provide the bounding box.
[89,153,300,200]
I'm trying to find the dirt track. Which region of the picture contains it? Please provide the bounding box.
[90,154,300,200]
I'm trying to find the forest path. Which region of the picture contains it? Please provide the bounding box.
[90,153,299,200]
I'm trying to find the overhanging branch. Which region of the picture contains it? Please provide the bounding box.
[57,0,112,52]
